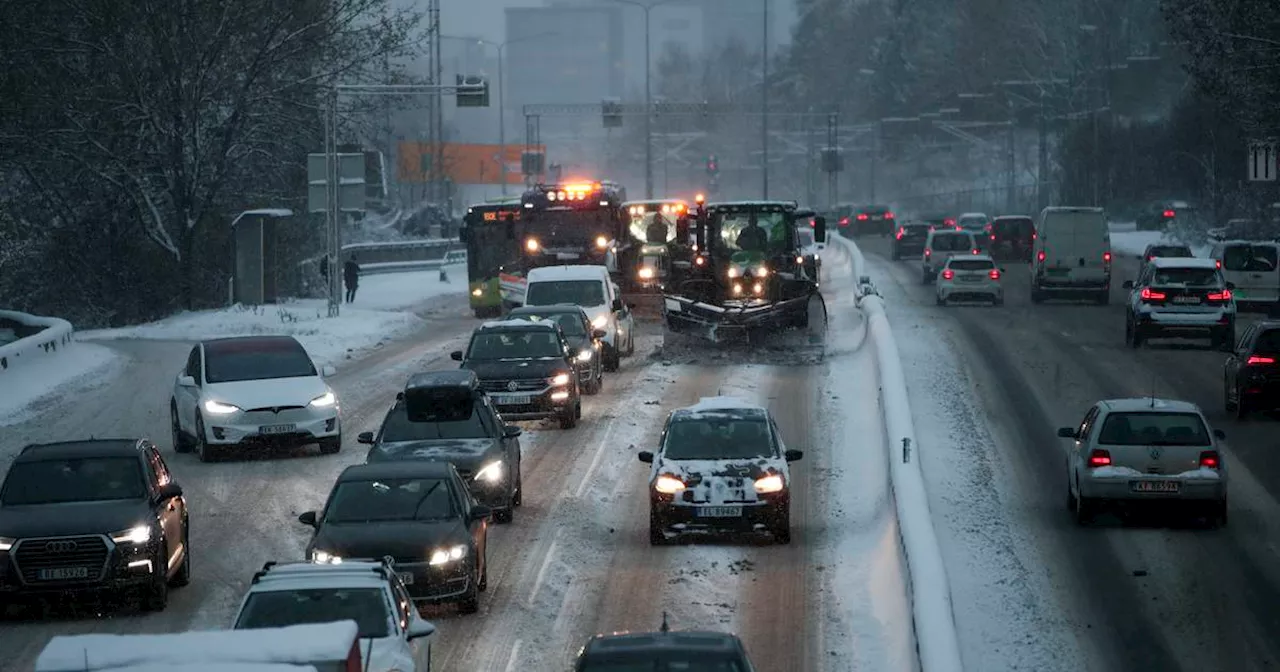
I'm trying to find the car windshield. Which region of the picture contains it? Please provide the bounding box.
[1,456,146,505]
[948,259,994,271]
[580,657,749,671]
[377,401,492,442]
[1148,246,1191,258]
[664,418,773,460]
[205,340,316,383]
[716,211,788,252]
[931,234,972,251]
[467,330,563,359]
[526,280,606,307]
[324,478,457,523]
[235,588,391,639]
[1096,412,1211,446]
[512,311,586,337]
[1152,267,1219,286]
[1222,244,1278,272]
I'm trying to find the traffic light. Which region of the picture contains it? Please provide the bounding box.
[705,154,719,175]
[456,75,490,107]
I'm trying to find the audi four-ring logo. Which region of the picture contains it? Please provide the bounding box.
[507,381,519,392]
[44,540,78,552]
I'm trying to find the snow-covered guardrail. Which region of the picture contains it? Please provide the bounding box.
[341,238,456,265]
[0,309,75,374]
[829,233,965,672]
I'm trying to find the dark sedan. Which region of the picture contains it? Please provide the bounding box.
[362,370,523,523]
[297,461,491,613]
[505,304,606,395]
[451,319,583,428]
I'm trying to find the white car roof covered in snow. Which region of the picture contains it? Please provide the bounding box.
[672,396,769,419]
[1149,257,1218,270]
[526,265,610,282]
[944,254,995,264]
[99,665,317,672]
[34,621,358,671]
[958,212,988,219]
[480,319,559,331]
[1099,397,1202,414]
[245,561,393,592]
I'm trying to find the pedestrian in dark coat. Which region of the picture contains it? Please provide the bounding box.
[344,254,360,303]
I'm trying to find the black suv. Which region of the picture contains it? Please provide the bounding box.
[297,461,491,613]
[575,617,756,670]
[362,370,524,523]
[451,319,583,428]
[0,439,190,611]
[505,304,606,395]
[989,216,1035,261]
[890,221,931,260]
[1224,321,1280,418]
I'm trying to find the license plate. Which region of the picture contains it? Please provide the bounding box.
[1131,480,1180,493]
[38,567,91,581]
[259,423,296,435]
[695,506,742,518]
[1046,267,1068,275]
[398,571,415,585]
[494,395,532,405]
[871,215,883,220]
[959,276,982,283]
[1172,296,1201,304]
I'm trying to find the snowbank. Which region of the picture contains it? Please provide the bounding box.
[80,266,465,368]
[0,341,121,426]
[0,309,75,373]
[1108,223,1211,258]
[829,234,965,672]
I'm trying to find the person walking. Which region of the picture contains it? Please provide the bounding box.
[343,254,360,303]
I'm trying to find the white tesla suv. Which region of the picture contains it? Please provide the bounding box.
[170,335,341,462]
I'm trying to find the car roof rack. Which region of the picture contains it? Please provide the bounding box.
[250,557,396,584]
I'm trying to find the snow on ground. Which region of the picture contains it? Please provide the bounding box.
[80,265,465,368]
[1108,222,1211,258]
[0,341,123,427]
[867,252,1087,671]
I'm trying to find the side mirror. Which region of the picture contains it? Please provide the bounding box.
[407,617,436,641]
[177,375,196,387]
[1122,280,1134,289]
[298,511,319,528]
[503,424,522,438]
[813,216,827,242]
[1213,428,1227,440]
[1226,281,1236,290]
[357,431,375,445]
[154,482,183,503]
[592,328,607,339]
[321,364,337,377]
[637,451,654,463]
[1056,427,1077,439]
[784,449,804,462]
[611,298,623,312]
[471,505,493,521]
[450,350,463,361]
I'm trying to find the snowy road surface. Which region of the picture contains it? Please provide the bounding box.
[858,233,1280,672]
[0,251,915,670]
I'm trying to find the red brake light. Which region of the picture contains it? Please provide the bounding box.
[896,228,904,239]
[885,212,895,219]
[971,248,980,254]
[989,269,1001,280]
[1163,209,1176,218]
[839,217,850,225]
[944,218,955,226]
[1215,260,1222,269]
[1207,289,1232,301]
[924,249,931,257]
[990,234,996,240]
[942,269,954,280]
[1037,251,1046,262]
[1087,449,1111,467]
[1103,252,1112,263]
[1032,232,1037,240]
[1199,451,1220,469]
[1247,355,1276,365]
[856,213,869,220]
[1140,288,1167,301]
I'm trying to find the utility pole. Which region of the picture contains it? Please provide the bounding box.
[432,0,444,209]
[827,112,838,209]
[1037,89,1049,211]
[1006,103,1017,212]
[869,121,879,203]
[761,0,769,199]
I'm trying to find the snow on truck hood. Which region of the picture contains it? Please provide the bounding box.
[654,456,788,505]
[203,376,328,409]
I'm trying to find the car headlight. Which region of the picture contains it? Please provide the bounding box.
[525,238,540,252]
[549,373,571,386]
[471,287,483,297]
[110,525,152,545]
[591,315,608,329]
[754,264,769,278]
[654,475,686,494]
[0,536,14,552]
[796,255,805,264]
[309,391,337,408]
[429,544,467,566]
[312,550,342,564]
[596,235,609,249]
[638,267,655,279]
[576,349,594,362]
[727,267,740,278]
[754,474,785,493]
[474,461,505,483]
[203,399,240,414]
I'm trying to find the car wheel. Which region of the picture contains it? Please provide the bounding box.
[1130,324,1144,348]
[559,406,578,429]
[1235,392,1249,420]
[626,330,635,356]
[512,468,523,507]
[583,371,601,395]
[141,550,169,612]
[935,294,946,306]
[319,435,341,455]
[772,502,792,544]
[477,547,489,591]
[194,416,216,463]
[921,269,931,285]
[575,398,582,419]
[1065,473,1078,512]
[1212,499,1229,528]
[458,562,480,614]
[1031,284,1044,304]
[604,347,620,372]
[648,511,669,546]
[170,525,191,587]
[1074,488,1096,526]
[170,403,192,454]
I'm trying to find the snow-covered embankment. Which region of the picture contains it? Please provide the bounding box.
[828,234,965,672]
[0,309,120,425]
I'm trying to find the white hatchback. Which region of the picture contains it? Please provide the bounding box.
[936,255,1003,305]
[921,230,980,283]
[170,335,340,462]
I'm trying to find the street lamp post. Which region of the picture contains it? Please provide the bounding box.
[611,0,675,199]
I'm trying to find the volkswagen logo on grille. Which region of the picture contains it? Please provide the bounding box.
[507,381,519,392]
[1149,447,1163,459]
[45,540,78,553]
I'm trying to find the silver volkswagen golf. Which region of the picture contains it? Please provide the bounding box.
[1060,397,1228,527]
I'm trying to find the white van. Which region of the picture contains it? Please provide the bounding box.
[1208,241,1280,311]
[524,264,635,371]
[1031,206,1112,304]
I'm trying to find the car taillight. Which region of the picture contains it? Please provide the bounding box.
[885,212,895,219]
[857,213,869,220]
[942,269,954,280]
[971,248,980,254]
[1037,251,1046,262]
[1215,260,1222,269]
[1103,252,1112,263]
[1147,255,1155,261]
[1247,355,1276,365]
[1140,288,1167,301]
[1087,449,1111,467]
[839,217,850,225]
[944,218,955,226]
[1032,232,1037,240]
[896,228,904,239]
[990,234,996,240]
[1199,451,1220,469]
[924,249,931,257]
[1163,209,1176,218]
[1207,289,1232,301]
[989,269,1000,280]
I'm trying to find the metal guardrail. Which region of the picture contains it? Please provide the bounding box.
[341,238,458,264]
[359,250,468,276]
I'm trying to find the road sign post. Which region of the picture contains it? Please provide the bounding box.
[1249,140,1277,182]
